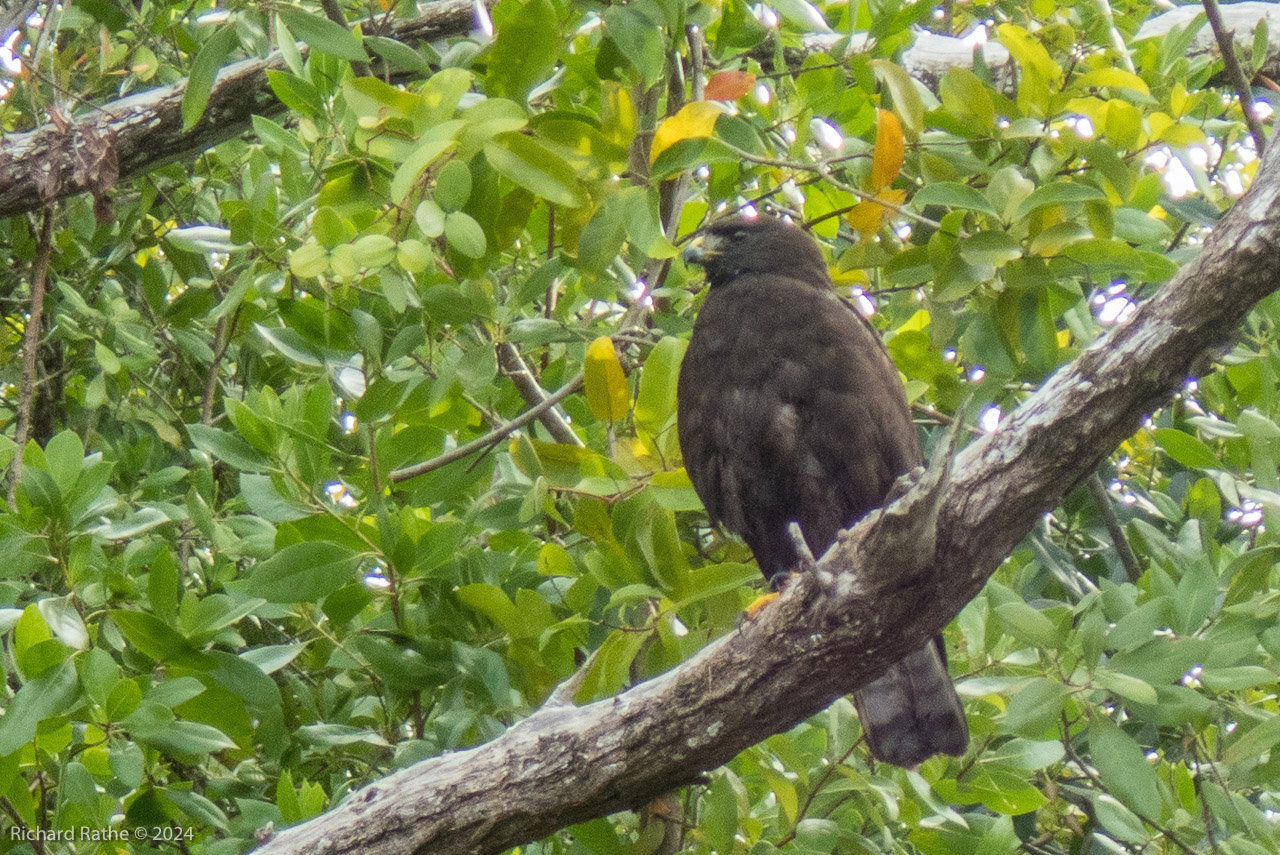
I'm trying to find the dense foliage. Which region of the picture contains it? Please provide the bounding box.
[0,0,1278,853]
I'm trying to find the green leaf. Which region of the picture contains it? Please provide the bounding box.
[939,67,995,131]
[167,788,232,831]
[602,6,665,85]
[1090,719,1162,818]
[254,324,326,367]
[44,430,85,495]
[933,766,1048,814]
[276,6,367,62]
[912,182,999,216]
[364,36,433,74]
[1076,68,1150,96]
[1005,678,1068,737]
[1154,428,1220,470]
[416,200,447,238]
[486,0,561,100]
[960,231,1023,268]
[390,127,460,204]
[352,234,397,268]
[1093,668,1158,705]
[434,158,473,211]
[106,679,142,720]
[456,584,519,636]
[187,423,272,472]
[702,773,740,855]
[0,660,79,756]
[182,25,239,130]
[995,601,1059,649]
[1223,713,1280,765]
[246,542,360,603]
[37,597,88,651]
[110,611,210,666]
[109,741,145,789]
[1113,207,1173,244]
[139,720,238,755]
[1092,793,1148,843]
[996,23,1063,80]
[289,242,329,278]
[634,336,686,439]
[1013,182,1107,222]
[444,211,488,259]
[870,59,924,137]
[483,133,586,207]
[1199,665,1278,691]
[577,194,629,275]
[984,738,1064,771]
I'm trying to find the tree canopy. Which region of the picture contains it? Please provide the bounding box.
[2,1,1280,855]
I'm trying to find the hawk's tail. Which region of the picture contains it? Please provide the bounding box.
[852,639,968,768]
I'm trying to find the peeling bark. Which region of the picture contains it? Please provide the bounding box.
[0,0,482,220]
[252,120,1280,855]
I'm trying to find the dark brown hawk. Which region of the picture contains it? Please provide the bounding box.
[676,215,968,768]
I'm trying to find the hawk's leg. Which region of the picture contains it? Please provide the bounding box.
[786,521,818,575]
[743,523,815,621]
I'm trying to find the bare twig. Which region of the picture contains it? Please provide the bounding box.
[387,373,584,482]
[495,342,583,446]
[199,313,235,426]
[1094,0,1136,73]
[1203,0,1268,153]
[7,206,55,509]
[1085,473,1142,583]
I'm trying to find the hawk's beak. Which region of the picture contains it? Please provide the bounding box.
[682,233,723,267]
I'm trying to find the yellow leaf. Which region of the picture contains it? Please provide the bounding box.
[649,102,722,165]
[871,108,904,192]
[1075,68,1150,97]
[584,337,630,422]
[845,201,882,237]
[845,189,907,238]
[995,23,1062,81]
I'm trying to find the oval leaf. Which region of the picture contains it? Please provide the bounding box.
[246,542,360,603]
[650,102,722,165]
[584,337,630,423]
[871,109,905,192]
[703,70,756,101]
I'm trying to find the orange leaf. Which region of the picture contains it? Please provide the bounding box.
[584,337,631,422]
[845,189,907,238]
[704,70,757,101]
[650,102,722,165]
[871,109,905,192]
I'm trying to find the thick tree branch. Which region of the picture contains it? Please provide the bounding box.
[0,0,483,220]
[4,4,1278,222]
[253,108,1280,855]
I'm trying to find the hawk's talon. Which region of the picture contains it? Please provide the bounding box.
[743,591,780,621]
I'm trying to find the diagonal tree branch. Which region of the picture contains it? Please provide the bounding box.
[252,106,1280,855]
[4,4,1279,223]
[0,0,484,220]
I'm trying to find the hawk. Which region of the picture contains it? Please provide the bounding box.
[676,215,968,768]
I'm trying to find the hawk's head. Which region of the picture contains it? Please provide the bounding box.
[683,215,831,289]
